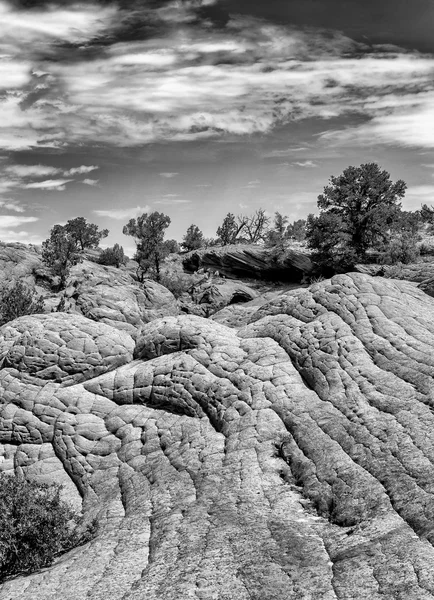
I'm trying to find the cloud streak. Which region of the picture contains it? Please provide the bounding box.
[24,179,73,191]
[94,206,151,220]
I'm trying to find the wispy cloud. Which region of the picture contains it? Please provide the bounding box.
[0,198,24,213]
[94,206,150,220]
[154,199,192,205]
[293,160,318,168]
[65,165,99,176]
[24,179,73,191]
[159,172,179,178]
[0,164,100,194]
[0,1,433,151]
[0,214,39,241]
[319,91,434,149]
[262,147,310,158]
[5,164,61,178]
[0,215,38,227]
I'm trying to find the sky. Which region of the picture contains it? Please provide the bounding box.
[1,0,434,255]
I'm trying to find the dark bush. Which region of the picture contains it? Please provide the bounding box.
[0,473,95,582]
[0,280,44,326]
[98,243,127,268]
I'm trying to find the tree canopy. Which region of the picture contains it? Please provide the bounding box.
[182,224,204,252]
[42,224,83,289]
[98,243,127,268]
[306,163,407,269]
[64,217,108,251]
[123,211,171,281]
[216,213,240,245]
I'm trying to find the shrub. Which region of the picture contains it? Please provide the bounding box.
[0,280,44,326]
[419,242,434,256]
[123,212,171,282]
[0,473,95,582]
[98,243,127,268]
[182,224,204,251]
[382,231,420,264]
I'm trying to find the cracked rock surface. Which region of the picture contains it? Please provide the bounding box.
[2,273,434,599]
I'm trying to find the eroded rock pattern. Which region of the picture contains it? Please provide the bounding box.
[65,265,179,336]
[183,244,313,282]
[2,273,434,598]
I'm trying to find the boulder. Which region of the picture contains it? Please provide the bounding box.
[183,244,313,282]
[187,279,258,313]
[3,273,434,598]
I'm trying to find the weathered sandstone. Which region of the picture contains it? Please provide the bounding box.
[2,273,434,598]
[183,244,313,281]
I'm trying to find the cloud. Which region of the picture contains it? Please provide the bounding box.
[262,147,310,158]
[0,215,38,227]
[24,179,73,190]
[154,198,192,205]
[82,178,99,186]
[242,179,261,189]
[0,2,433,152]
[0,198,24,212]
[293,161,318,168]
[65,165,99,176]
[0,2,116,45]
[94,206,150,220]
[5,164,61,178]
[319,91,434,149]
[159,172,179,178]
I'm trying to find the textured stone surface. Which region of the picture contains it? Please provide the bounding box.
[0,243,179,335]
[183,244,313,281]
[2,273,434,598]
[355,260,434,282]
[66,264,179,335]
[187,279,258,313]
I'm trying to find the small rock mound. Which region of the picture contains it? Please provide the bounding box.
[0,313,134,385]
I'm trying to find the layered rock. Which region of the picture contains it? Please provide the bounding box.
[183,244,313,282]
[185,279,258,315]
[2,274,434,598]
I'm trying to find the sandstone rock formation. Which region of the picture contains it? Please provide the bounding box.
[0,242,179,336]
[2,273,434,598]
[65,264,179,336]
[183,244,313,282]
[0,242,48,288]
[355,260,434,282]
[185,279,258,315]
